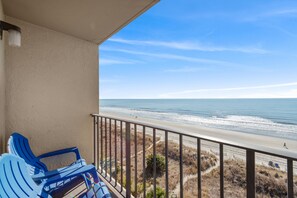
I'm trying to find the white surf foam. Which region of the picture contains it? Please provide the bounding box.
[101,107,297,140]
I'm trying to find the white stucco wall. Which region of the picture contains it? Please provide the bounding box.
[0,0,5,154]
[5,17,99,168]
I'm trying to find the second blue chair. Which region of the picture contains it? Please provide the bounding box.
[0,154,111,198]
[8,132,88,192]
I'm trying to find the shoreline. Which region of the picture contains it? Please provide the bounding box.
[101,111,297,152]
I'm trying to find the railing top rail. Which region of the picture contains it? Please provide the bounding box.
[91,113,297,160]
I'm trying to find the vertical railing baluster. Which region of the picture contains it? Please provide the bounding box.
[109,118,112,181]
[287,158,294,198]
[153,128,156,198]
[143,126,146,198]
[105,117,108,177]
[246,150,255,198]
[100,117,103,173]
[97,116,100,169]
[220,144,224,198]
[165,131,169,198]
[115,120,118,186]
[126,122,131,198]
[134,124,138,197]
[197,139,201,198]
[120,121,123,193]
[93,116,97,166]
[179,134,183,198]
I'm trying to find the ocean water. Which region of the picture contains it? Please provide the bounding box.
[100,99,297,140]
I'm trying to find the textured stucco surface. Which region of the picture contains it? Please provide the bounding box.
[0,0,5,154]
[5,17,99,168]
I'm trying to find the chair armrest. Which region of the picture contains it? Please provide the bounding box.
[32,163,83,181]
[37,147,81,160]
[44,165,99,186]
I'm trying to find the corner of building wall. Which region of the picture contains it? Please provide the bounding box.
[0,0,6,154]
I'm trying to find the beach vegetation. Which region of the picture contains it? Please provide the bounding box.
[146,154,166,177]
[146,186,166,198]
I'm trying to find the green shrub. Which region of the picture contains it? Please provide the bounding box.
[132,183,145,196]
[146,154,166,177]
[146,186,166,198]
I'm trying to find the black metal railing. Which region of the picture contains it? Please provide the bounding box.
[91,114,297,198]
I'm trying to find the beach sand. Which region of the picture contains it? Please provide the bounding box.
[101,111,297,169]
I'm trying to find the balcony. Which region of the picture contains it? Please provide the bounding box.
[1,1,297,198]
[91,114,297,198]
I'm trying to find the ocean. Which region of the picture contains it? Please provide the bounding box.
[100,99,297,140]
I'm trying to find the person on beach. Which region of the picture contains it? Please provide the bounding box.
[283,142,288,149]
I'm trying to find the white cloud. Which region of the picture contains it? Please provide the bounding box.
[100,58,140,65]
[109,38,268,54]
[244,9,297,21]
[100,79,119,83]
[160,82,297,98]
[267,9,297,16]
[101,47,238,66]
[164,67,207,73]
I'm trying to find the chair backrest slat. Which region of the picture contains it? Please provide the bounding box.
[8,133,48,175]
[0,154,42,198]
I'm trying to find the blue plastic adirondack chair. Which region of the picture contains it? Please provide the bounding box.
[0,154,111,198]
[8,132,86,180]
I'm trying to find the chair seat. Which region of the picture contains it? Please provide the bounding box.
[0,154,111,198]
[81,182,112,198]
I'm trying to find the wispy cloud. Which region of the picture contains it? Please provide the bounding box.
[164,67,207,73]
[238,89,297,99]
[268,25,297,38]
[100,79,119,84]
[244,9,297,21]
[160,82,297,98]
[100,58,141,65]
[101,47,239,67]
[267,9,297,16]
[109,38,268,54]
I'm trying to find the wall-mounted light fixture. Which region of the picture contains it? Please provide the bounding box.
[0,21,21,47]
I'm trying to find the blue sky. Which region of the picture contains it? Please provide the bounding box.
[99,0,297,99]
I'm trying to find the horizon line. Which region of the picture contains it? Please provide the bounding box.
[99,97,297,100]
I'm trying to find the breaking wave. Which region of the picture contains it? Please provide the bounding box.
[101,107,297,140]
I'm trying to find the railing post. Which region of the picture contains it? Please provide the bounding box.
[105,118,108,176]
[100,117,103,173]
[134,124,138,197]
[246,150,255,198]
[153,128,157,198]
[165,131,169,198]
[179,134,183,198]
[120,121,123,193]
[197,139,201,198]
[115,120,118,186]
[109,119,112,181]
[143,126,147,198]
[220,143,224,198]
[287,159,293,198]
[126,122,131,198]
[97,116,100,169]
[93,116,97,167]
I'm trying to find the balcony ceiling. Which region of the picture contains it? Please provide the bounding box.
[2,0,159,44]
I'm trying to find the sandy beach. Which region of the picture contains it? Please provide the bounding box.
[101,111,297,151]
[101,111,297,170]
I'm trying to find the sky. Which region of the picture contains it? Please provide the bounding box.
[99,0,297,99]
